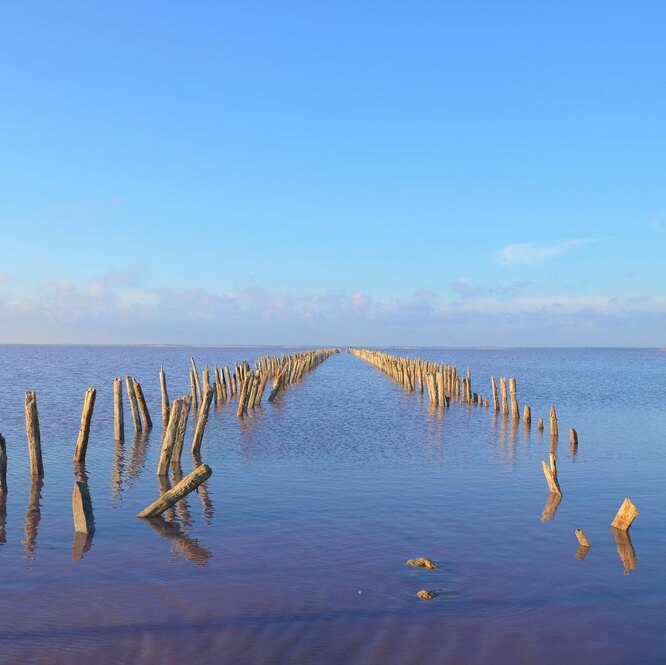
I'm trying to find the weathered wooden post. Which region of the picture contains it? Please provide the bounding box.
[171,395,193,464]
[537,417,544,431]
[190,357,203,403]
[125,376,142,433]
[72,480,95,534]
[611,498,639,531]
[25,391,44,476]
[113,377,124,441]
[523,404,531,426]
[156,398,183,475]
[138,464,213,518]
[73,387,96,463]
[191,387,214,453]
[500,378,509,415]
[509,378,520,420]
[549,406,558,437]
[541,452,563,496]
[133,379,152,429]
[159,366,169,427]
[189,369,199,409]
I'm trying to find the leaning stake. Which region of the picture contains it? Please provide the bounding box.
[73,388,96,463]
[138,464,212,518]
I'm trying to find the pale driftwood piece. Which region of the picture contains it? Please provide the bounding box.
[171,395,192,464]
[189,369,199,409]
[113,377,124,442]
[125,376,142,433]
[612,527,637,574]
[138,464,213,518]
[500,378,509,415]
[159,367,170,426]
[537,417,544,431]
[190,357,203,403]
[549,405,558,437]
[132,379,152,429]
[509,378,520,420]
[191,388,214,453]
[0,433,7,493]
[541,453,563,496]
[72,480,95,534]
[73,387,97,462]
[156,398,183,476]
[610,498,639,531]
[575,529,590,547]
[523,404,531,426]
[25,391,43,476]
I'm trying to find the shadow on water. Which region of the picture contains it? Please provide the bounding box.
[143,516,213,566]
[22,476,43,560]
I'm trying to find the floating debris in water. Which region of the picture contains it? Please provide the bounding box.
[406,557,438,569]
[416,589,437,600]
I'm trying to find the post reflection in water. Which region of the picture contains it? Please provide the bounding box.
[144,516,213,566]
[612,527,638,575]
[71,532,94,561]
[22,476,44,560]
[509,417,518,464]
[111,436,126,501]
[0,492,7,545]
[127,431,149,488]
[157,474,176,522]
[541,493,562,522]
[192,452,214,522]
[170,462,193,528]
[575,544,591,561]
[549,434,559,455]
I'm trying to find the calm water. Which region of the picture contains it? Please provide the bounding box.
[0,346,664,665]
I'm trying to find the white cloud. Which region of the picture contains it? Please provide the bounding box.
[494,239,592,267]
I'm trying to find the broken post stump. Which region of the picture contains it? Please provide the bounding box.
[610,498,639,531]
[72,480,95,534]
[113,377,124,441]
[138,464,212,518]
[541,452,563,497]
[191,387,214,453]
[125,376,142,433]
[549,405,558,437]
[133,378,153,429]
[159,366,170,427]
[156,398,183,475]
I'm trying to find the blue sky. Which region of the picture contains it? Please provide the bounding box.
[0,0,664,346]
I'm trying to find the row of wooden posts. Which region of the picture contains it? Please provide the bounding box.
[0,348,339,539]
[348,347,640,572]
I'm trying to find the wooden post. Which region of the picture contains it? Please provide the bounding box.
[611,498,639,531]
[125,376,142,433]
[191,388,214,453]
[25,391,44,476]
[541,452,563,496]
[156,398,183,475]
[523,404,531,426]
[171,395,193,464]
[72,480,95,533]
[509,378,520,420]
[500,378,509,415]
[113,377,124,441]
[549,405,558,437]
[190,357,203,403]
[73,387,96,463]
[0,433,6,493]
[575,529,590,547]
[133,379,152,429]
[569,428,578,447]
[537,417,544,431]
[189,369,199,409]
[159,366,170,427]
[138,464,213,518]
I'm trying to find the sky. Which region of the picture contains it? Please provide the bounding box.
[0,0,664,346]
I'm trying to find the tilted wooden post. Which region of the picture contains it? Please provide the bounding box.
[125,376,142,433]
[611,498,639,531]
[191,388,214,453]
[171,395,193,465]
[73,388,96,463]
[25,391,43,476]
[138,464,212,518]
[113,377,124,441]
[541,452,563,496]
[190,357,203,403]
[133,378,153,429]
[156,398,183,475]
[72,480,95,533]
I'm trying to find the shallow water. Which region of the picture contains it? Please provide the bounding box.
[0,346,664,664]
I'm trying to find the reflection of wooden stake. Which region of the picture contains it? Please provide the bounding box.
[138,464,212,518]
[73,388,96,463]
[541,492,562,521]
[25,391,44,476]
[612,527,637,575]
[72,480,95,534]
[541,453,563,496]
[611,497,639,531]
[575,544,590,561]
